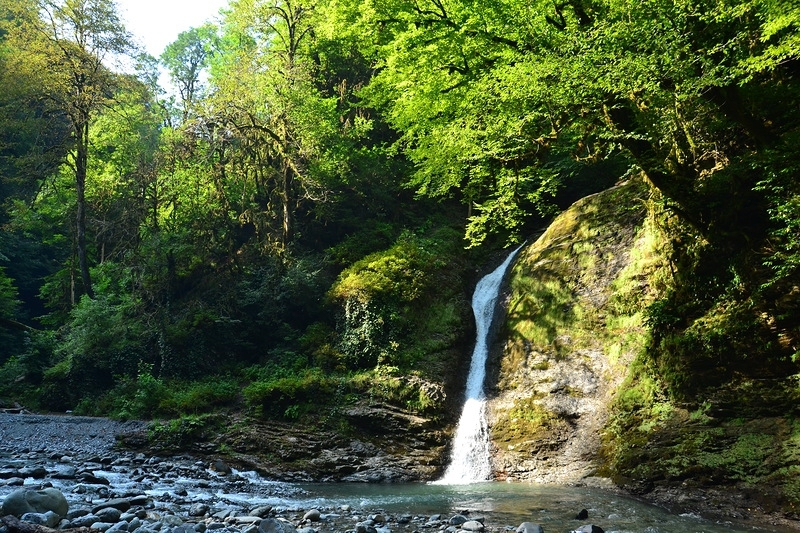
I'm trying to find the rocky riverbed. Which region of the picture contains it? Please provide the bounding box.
[1,412,798,533]
[0,413,608,533]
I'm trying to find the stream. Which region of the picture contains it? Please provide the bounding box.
[0,413,795,533]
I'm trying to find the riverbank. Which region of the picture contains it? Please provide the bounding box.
[1,412,799,533]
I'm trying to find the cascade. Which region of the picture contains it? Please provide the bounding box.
[436,244,524,484]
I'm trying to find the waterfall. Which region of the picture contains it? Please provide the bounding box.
[436,244,524,484]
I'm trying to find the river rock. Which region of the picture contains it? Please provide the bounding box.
[91,522,118,532]
[516,523,544,533]
[571,526,604,533]
[211,459,232,475]
[355,523,377,533]
[575,509,588,520]
[0,469,18,479]
[94,498,134,513]
[190,503,210,517]
[20,511,61,528]
[107,522,130,533]
[163,515,184,526]
[17,466,48,478]
[79,472,111,485]
[449,515,468,526]
[67,509,91,520]
[70,514,100,527]
[95,506,123,522]
[1,487,69,517]
[258,518,297,533]
[52,465,77,479]
[461,521,485,532]
[302,509,321,522]
[249,506,272,518]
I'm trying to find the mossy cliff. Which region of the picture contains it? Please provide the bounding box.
[489,175,800,524]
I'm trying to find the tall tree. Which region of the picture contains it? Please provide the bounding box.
[161,24,219,122]
[209,0,341,250]
[0,0,134,299]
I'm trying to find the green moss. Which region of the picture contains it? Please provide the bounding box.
[491,395,563,447]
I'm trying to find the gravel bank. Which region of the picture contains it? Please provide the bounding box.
[0,413,147,457]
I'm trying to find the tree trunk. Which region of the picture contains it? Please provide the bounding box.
[281,164,293,247]
[75,119,94,299]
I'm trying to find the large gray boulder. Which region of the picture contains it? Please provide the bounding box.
[1,488,69,518]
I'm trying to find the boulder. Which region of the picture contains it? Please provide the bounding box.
[575,509,588,520]
[516,523,544,533]
[1,487,69,518]
[258,518,297,533]
[302,510,321,522]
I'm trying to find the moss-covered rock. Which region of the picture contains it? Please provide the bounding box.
[490,173,800,525]
[488,175,666,483]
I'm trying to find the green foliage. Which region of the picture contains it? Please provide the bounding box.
[329,226,468,371]
[348,365,444,414]
[75,365,239,420]
[243,368,336,419]
[148,414,217,449]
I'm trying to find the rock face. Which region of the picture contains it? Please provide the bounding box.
[215,409,449,482]
[487,177,661,483]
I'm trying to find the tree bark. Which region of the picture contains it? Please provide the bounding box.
[75,118,94,299]
[281,163,293,247]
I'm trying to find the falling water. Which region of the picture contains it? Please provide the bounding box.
[436,244,524,484]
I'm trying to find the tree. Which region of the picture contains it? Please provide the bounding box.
[0,0,134,299]
[208,0,342,250]
[161,24,219,122]
[328,0,800,246]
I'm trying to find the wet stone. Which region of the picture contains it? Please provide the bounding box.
[461,521,485,532]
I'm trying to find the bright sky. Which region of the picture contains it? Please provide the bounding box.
[116,0,229,58]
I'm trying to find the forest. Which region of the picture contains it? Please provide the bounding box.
[0,0,798,449]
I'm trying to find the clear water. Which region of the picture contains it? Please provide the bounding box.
[0,457,792,532]
[290,481,793,533]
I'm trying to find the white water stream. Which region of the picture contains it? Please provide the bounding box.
[436,245,524,484]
